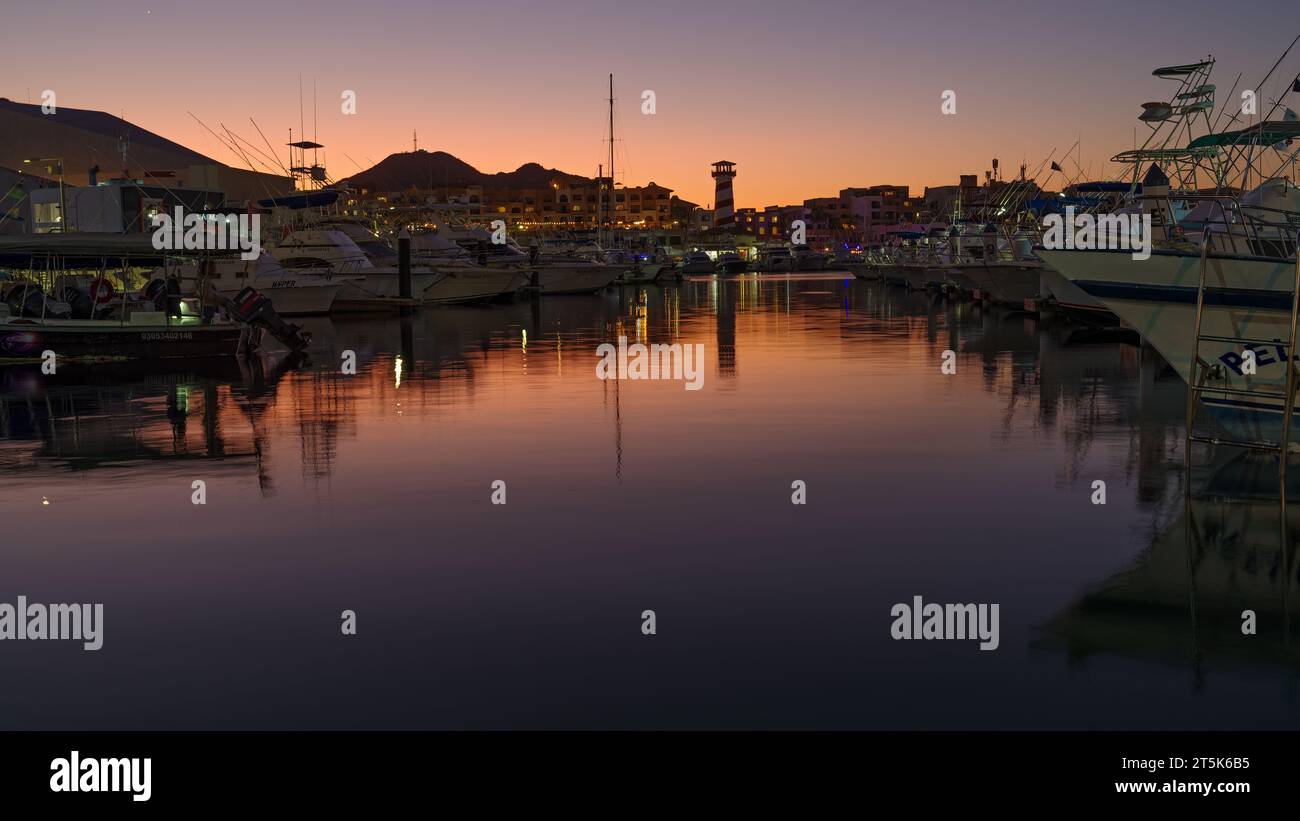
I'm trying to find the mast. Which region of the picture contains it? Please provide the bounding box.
[608,74,615,237]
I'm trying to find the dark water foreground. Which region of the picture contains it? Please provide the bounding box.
[1,274,1297,730]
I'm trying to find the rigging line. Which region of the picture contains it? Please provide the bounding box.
[220,125,284,202]
[222,124,290,174]
[1252,34,1300,121]
[188,111,250,166]
[250,118,292,176]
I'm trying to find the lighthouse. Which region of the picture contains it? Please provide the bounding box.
[711,161,737,229]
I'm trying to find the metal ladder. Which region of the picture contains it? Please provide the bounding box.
[1184,230,1300,495]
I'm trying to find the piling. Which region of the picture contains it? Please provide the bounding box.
[398,228,412,301]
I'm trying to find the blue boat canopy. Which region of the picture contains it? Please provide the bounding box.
[257,189,341,209]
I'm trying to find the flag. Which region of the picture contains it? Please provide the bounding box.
[1050,161,1062,172]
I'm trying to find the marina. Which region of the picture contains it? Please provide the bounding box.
[4,2,1300,797]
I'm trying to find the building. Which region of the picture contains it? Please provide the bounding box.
[26,180,222,234]
[345,178,674,232]
[0,98,292,205]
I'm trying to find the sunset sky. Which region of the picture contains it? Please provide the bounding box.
[6,0,1299,205]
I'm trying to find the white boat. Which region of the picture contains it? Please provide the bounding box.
[411,231,528,303]
[1036,178,1300,441]
[274,229,443,312]
[535,263,624,294]
[423,262,529,304]
[167,251,343,315]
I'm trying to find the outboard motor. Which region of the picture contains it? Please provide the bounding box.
[225,287,312,353]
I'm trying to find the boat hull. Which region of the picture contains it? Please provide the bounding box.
[680,261,716,275]
[219,282,342,316]
[535,265,623,295]
[331,272,444,312]
[0,320,242,362]
[1035,260,1116,320]
[959,262,1042,304]
[423,268,527,304]
[1037,246,1300,441]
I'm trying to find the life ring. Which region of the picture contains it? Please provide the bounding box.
[89,278,116,304]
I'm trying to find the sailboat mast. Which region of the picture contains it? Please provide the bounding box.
[608,74,615,238]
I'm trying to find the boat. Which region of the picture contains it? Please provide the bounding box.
[0,301,243,362]
[534,261,625,294]
[680,251,716,275]
[753,246,794,272]
[273,229,442,312]
[1036,176,1300,442]
[714,251,749,276]
[790,245,828,271]
[410,231,528,303]
[162,251,344,315]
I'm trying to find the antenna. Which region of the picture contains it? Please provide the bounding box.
[413,129,418,152]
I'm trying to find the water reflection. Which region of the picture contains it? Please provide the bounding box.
[1,275,1297,728]
[1041,448,1300,695]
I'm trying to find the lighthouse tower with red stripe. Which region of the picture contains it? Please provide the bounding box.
[711,161,737,229]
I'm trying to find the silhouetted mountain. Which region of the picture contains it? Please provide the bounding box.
[341,150,591,191]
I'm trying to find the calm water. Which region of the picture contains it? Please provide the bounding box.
[2,274,1297,730]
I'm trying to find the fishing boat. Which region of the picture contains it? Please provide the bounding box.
[161,251,344,315]
[273,229,442,312]
[0,235,308,362]
[1037,174,1300,441]
[680,251,716,274]
[409,231,529,303]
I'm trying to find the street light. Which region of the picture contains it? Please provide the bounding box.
[23,157,65,233]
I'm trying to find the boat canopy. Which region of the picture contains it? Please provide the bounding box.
[1185,120,1300,149]
[0,233,244,267]
[1072,181,1133,193]
[256,189,340,209]
[1152,60,1212,77]
[1111,146,1220,163]
[1175,84,1215,99]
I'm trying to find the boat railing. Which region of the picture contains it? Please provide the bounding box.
[1136,193,1300,259]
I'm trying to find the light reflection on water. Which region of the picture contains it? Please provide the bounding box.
[0,274,1297,729]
